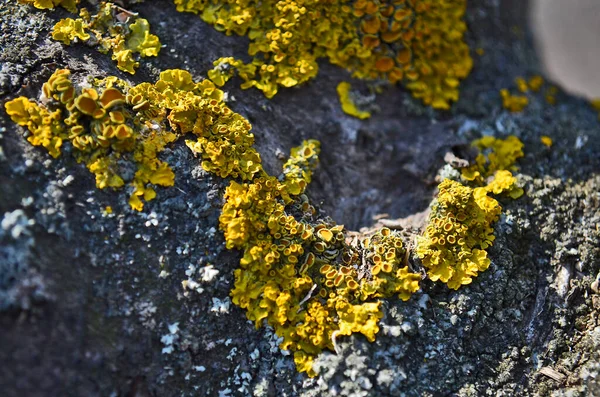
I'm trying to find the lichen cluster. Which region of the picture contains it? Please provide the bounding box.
[5,65,527,375]
[5,68,424,376]
[416,136,524,289]
[4,68,256,211]
[51,2,161,74]
[179,0,472,109]
[17,0,79,12]
[500,75,558,112]
[222,139,421,375]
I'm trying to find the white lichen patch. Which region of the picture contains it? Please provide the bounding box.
[210,297,231,315]
[161,322,180,354]
[198,264,219,282]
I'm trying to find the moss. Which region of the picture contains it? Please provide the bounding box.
[180,0,472,109]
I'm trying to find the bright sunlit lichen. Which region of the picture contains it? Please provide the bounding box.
[50,2,161,74]
[417,135,524,290]
[6,66,527,376]
[179,0,472,109]
[4,68,257,211]
[460,135,524,186]
[222,140,420,376]
[17,0,79,12]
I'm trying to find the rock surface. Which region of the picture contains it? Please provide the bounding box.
[1,0,599,396]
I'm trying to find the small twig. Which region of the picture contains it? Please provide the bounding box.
[331,330,341,355]
[539,367,566,383]
[297,284,318,312]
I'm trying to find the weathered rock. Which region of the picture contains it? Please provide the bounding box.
[1,0,599,396]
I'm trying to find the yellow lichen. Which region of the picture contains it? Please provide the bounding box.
[501,75,557,112]
[500,89,529,113]
[5,68,258,211]
[528,75,544,92]
[540,135,553,148]
[417,179,496,289]
[50,2,161,74]
[460,135,524,185]
[52,18,90,45]
[5,67,526,377]
[336,82,371,120]
[418,135,524,290]
[223,148,421,375]
[179,0,472,109]
[17,0,79,12]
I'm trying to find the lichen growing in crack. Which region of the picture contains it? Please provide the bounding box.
[183,0,472,109]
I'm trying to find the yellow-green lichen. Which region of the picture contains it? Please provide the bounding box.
[417,135,524,290]
[460,135,524,189]
[4,68,257,211]
[17,0,79,12]
[221,142,421,375]
[179,0,472,109]
[337,82,371,119]
[500,75,558,112]
[51,2,161,74]
[5,67,527,377]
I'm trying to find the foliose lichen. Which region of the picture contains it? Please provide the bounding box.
[180,0,472,109]
[416,135,524,290]
[4,68,255,211]
[336,81,372,119]
[51,1,161,74]
[5,63,528,376]
[17,0,79,13]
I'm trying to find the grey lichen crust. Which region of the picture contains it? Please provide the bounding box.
[1,0,600,396]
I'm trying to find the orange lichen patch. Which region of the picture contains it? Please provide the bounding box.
[50,2,161,74]
[185,0,471,109]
